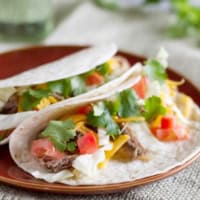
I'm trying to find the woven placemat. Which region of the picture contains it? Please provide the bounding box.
[0,158,200,200]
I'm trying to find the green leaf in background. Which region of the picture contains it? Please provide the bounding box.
[40,119,76,152]
[118,89,140,118]
[144,0,162,4]
[170,0,200,38]
[144,59,167,83]
[143,96,166,122]
[94,0,119,10]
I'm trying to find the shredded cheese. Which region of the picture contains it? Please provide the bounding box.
[114,116,145,123]
[98,134,130,169]
[178,94,192,118]
[34,83,48,90]
[36,98,51,110]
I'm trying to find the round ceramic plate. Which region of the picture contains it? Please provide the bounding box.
[0,46,200,194]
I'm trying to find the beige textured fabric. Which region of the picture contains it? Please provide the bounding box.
[0,1,200,199]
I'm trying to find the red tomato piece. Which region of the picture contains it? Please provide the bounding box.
[86,72,104,85]
[31,138,65,159]
[173,126,190,140]
[77,104,92,115]
[77,131,98,154]
[132,77,147,99]
[161,116,175,129]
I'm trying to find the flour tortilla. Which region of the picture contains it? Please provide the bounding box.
[0,44,117,88]
[9,75,200,185]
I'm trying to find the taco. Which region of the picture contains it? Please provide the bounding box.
[0,44,139,144]
[9,49,200,185]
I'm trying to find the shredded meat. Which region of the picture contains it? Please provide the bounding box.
[114,125,147,162]
[40,154,77,173]
[52,92,64,101]
[123,126,146,158]
[1,94,18,114]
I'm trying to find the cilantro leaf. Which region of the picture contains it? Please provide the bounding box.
[28,89,50,99]
[63,78,72,97]
[143,96,166,122]
[63,76,87,97]
[20,89,50,111]
[48,80,64,94]
[118,89,140,118]
[66,141,77,152]
[87,102,120,137]
[40,119,76,152]
[144,59,167,83]
[93,102,105,116]
[105,98,121,116]
[70,76,87,96]
[96,62,110,76]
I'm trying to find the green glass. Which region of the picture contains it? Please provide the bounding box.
[0,0,53,41]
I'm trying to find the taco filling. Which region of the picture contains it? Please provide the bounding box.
[0,56,129,115]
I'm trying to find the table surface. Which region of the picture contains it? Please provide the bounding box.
[0,1,200,199]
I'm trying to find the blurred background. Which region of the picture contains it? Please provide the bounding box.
[0,0,200,87]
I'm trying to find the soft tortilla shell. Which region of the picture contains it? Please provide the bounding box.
[9,78,200,185]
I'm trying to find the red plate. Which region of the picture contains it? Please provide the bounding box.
[0,46,200,194]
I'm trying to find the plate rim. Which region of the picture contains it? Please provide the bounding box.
[0,45,200,194]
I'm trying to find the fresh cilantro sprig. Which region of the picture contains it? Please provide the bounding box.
[87,102,120,137]
[48,76,87,98]
[21,89,50,111]
[40,119,77,152]
[142,96,166,122]
[144,59,167,83]
[118,89,141,118]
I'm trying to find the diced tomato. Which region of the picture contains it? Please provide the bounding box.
[31,138,65,159]
[151,126,189,141]
[77,131,98,154]
[77,104,92,115]
[86,72,104,85]
[173,126,190,140]
[161,116,174,129]
[132,77,147,99]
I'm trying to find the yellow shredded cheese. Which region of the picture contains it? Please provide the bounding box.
[35,98,51,110]
[166,79,185,97]
[178,94,192,118]
[107,58,118,74]
[150,115,162,128]
[67,115,86,123]
[34,83,48,90]
[114,116,145,123]
[98,134,130,169]
[48,96,58,104]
